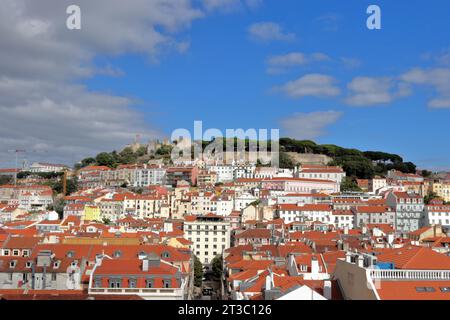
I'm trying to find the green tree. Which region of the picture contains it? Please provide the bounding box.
[47,198,64,218]
[80,157,96,167]
[156,145,173,156]
[341,177,362,192]
[0,175,12,185]
[194,255,203,287]
[211,255,223,279]
[52,177,78,195]
[421,170,433,178]
[424,192,439,204]
[118,147,138,164]
[96,152,116,167]
[279,152,296,169]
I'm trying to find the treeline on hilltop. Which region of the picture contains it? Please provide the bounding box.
[278,138,416,179]
[75,137,417,180]
[76,145,151,169]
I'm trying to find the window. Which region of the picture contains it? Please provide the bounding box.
[52,273,57,281]
[94,278,102,288]
[439,287,450,293]
[129,279,137,288]
[109,279,122,288]
[415,287,436,292]
[146,279,154,288]
[3,249,10,256]
[163,279,171,288]
[12,250,19,256]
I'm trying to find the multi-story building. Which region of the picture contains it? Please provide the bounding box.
[28,162,69,173]
[425,201,450,228]
[296,165,346,185]
[183,214,230,266]
[165,167,198,187]
[197,170,218,188]
[88,253,187,300]
[386,191,425,233]
[132,165,166,187]
[353,206,395,227]
[277,203,333,224]
[262,177,340,194]
[431,181,450,203]
[369,176,387,193]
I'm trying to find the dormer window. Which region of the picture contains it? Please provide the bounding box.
[53,261,61,269]
[26,261,32,268]
[66,251,75,258]
[161,251,170,259]
[9,260,17,268]
[113,250,122,258]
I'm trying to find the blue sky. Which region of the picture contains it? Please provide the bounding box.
[81,0,450,170]
[1,0,449,170]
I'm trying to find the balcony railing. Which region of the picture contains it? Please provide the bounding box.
[89,287,183,296]
[369,269,450,281]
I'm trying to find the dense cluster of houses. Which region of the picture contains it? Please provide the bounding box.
[0,161,450,300]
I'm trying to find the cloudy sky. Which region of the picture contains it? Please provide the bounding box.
[1,0,450,170]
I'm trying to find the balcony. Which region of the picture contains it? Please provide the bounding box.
[369,269,450,281]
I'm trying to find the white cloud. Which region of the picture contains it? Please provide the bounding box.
[280,111,342,140]
[345,77,394,106]
[315,13,342,32]
[401,68,450,108]
[0,0,206,166]
[202,0,262,12]
[340,57,362,69]
[248,22,295,43]
[274,74,340,99]
[266,52,329,74]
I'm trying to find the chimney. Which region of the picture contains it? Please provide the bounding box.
[345,252,352,263]
[387,233,394,245]
[311,256,319,274]
[323,280,332,300]
[344,226,349,235]
[95,254,103,266]
[362,225,367,235]
[357,255,364,268]
[142,258,149,272]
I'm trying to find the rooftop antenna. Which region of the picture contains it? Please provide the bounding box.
[7,149,26,187]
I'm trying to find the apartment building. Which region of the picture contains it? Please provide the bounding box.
[353,206,395,227]
[132,165,166,187]
[425,201,450,228]
[183,214,230,266]
[296,165,346,185]
[387,191,425,233]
